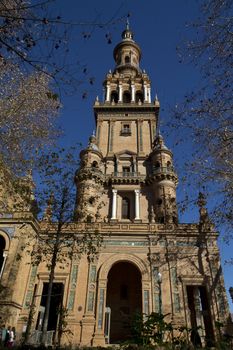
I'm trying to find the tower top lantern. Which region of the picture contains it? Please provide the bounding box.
[113,23,141,75]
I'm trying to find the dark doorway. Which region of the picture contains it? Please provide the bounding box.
[106,262,142,343]
[0,235,6,274]
[37,283,64,331]
[187,285,215,347]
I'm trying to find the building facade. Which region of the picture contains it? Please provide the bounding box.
[0,26,229,347]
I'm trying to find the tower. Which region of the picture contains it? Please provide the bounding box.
[73,25,228,346]
[75,24,178,226]
[0,24,229,348]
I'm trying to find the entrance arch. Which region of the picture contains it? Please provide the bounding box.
[0,231,10,279]
[106,261,142,343]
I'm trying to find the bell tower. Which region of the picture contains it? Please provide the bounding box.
[75,24,178,224]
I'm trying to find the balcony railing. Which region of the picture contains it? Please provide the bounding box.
[121,128,131,136]
[80,166,103,175]
[29,330,54,346]
[112,172,141,178]
[152,166,175,175]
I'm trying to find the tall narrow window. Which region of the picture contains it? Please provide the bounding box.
[123,167,130,176]
[111,91,118,103]
[136,91,144,103]
[125,56,130,64]
[123,91,131,103]
[122,197,130,219]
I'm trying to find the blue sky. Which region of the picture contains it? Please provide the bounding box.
[51,0,233,311]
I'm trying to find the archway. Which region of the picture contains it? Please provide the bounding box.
[0,235,6,276]
[135,91,144,103]
[111,91,118,103]
[106,261,142,343]
[123,91,131,103]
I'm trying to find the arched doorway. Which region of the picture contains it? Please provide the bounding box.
[0,235,6,275]
[106,261,142,343]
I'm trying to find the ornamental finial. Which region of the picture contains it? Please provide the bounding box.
[126,17,130,30]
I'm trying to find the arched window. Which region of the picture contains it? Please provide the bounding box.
[167,161,171,168]
[92,161,98,168]
[111,91,118,103]
[125,56,130,64]
[122,197,130,219]
[135,91,144,103]
[158,216,165,224]
[123,91,131,103]
[155,161,161,168]
[86,215,93,223]
[0,235,6,276]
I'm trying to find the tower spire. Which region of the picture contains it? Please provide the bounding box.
[126,17,130,30]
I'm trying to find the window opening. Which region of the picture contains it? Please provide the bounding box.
[158,216,164,224]
[125,56,130,64]
[123,167,130,176]
[136,91,144,103]
[187,285,215,347]
[36,283,64,331]
[92,161,98,168]
[122,197,130,219]
[123,91,131,103]
[111,91,118,103]
[121,124,131,135]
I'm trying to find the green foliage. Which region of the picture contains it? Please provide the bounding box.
[130,312,233,349]
[131,312,173,346]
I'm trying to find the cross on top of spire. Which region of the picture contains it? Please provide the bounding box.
[121,18,133,41]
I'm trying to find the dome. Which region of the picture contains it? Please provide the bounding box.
[153,134,169,151]
[88,134,99,151]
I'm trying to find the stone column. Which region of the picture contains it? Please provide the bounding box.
[148,85,151,103]
[0,251,7,279]
[92,279,107,346]
[131,83,135,102]
[119,83,123,102]
[133,157,137,174]
[143,83,148,102]
[134,189,140,220]
[108,121,114,153]
[111,189,117,220]
[106,83,110,102]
